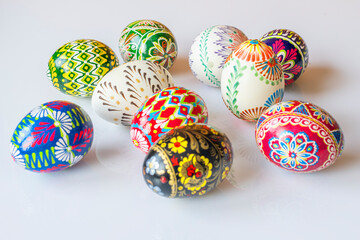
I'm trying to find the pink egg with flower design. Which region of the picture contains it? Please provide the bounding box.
[255,100,344,172]
[131,86,208,153]
[260,29,309,86]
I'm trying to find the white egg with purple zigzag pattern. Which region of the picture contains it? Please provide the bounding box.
[189,25,248,87]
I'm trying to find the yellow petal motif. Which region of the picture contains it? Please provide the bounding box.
[168,136,188,154]
[178,154,213,192]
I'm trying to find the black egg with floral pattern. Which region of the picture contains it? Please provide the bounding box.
[142,123,233,198]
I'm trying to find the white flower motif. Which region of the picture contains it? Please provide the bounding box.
[147,37,177,69]
[71,155,83,166]
[141,105,153,118]
[148,184,165,196]
[143,122,152,135]
[55,137,74,163]
[46,68,51,82]
[309,106,334,126]
[10,143,25,167]
[49,111,72,135]
[139,115,148,126]
[145,156,159,175]
[131,128,149,152]
[30,105,51,118]
[154,119,168,129]
[267,101,295,114]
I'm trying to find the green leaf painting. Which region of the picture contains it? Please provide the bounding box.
[199,26,219,86]
[225,59,246,116]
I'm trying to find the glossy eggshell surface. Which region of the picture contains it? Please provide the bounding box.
[92,60,174,126]
[131,87,208,153]
[48,39,119,97]
[10,101,94,172]
[255,100,344,173]
[221,39,285,122]
[261,29,309,86]
[143,124,233,198]
[189,25,248,87]
[119,20,178,70]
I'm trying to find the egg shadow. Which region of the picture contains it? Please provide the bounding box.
[169,55,191,76]
[321,149,358,173]
[94,126,145,174]
[95,147,123,160]
[171,116,263,197]
[286,65,340,95]
[213,118,265,193]
[33,147,99,180]
[65,147,99,172]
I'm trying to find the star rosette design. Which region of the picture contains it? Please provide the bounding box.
[269,131,319,171]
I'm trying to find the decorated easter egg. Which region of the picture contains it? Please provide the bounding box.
[255,100,344,172]
[92,60,174,126]
[10,101,94,172]
[261,29,309,86]
[119,19,178,69]
[143,123,233,198]
[131,87,208,153]
[189,25,248,87]
[221,39,285,122]
[48,39,119,97]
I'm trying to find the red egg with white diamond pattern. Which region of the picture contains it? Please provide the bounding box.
[255,100,344,172]
[131,86,208,153]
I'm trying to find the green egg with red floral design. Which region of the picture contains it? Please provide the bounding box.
[119,19,178,70]
[142,123,233,198]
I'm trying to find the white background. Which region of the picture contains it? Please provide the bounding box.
[1,0,359,239]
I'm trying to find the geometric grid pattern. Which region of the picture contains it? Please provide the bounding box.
[48,39,119,97]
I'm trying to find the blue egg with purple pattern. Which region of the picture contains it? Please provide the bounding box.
[261,29,309,86]
[10,100,94,172]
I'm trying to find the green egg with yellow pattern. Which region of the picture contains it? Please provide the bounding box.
[48,39,119,97]
[119,19,178,70]
[143,123,233,198]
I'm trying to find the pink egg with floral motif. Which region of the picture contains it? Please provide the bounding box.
[131,86,208,153]
[255,100,344,173]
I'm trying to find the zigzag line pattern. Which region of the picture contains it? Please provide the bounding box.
[48,39,118,97]
[66,107,89,128]
[11,114,34,144]
[23,147,64,170]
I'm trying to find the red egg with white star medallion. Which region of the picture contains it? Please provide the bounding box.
[131,86,208,153]
[255,100,344,172]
